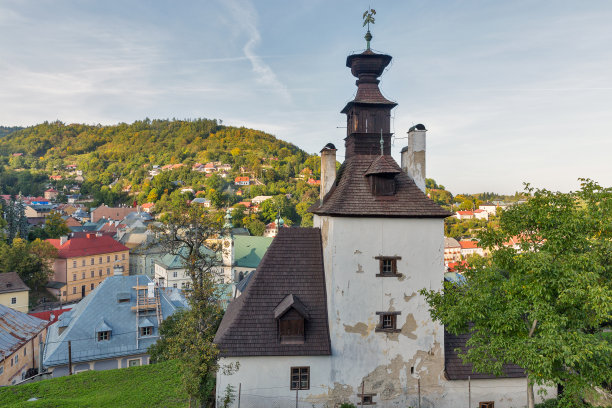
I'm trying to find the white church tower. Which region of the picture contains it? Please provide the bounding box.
[310,46,451,406]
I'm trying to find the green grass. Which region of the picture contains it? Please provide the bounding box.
[0,361,188,407]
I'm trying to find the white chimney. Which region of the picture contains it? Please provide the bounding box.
[59,236,68,245]
[147,282,155,298]
[320,143,337,203]
[401,124,427,193]
[113,264,124,276]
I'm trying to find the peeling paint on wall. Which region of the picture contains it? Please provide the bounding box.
[361,342,444,402]
[343,320,376,337]
[305,382,354,405]
[356,264,364,274]
[404,292,416,302]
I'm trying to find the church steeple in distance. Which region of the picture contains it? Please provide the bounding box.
[342,9,397,158]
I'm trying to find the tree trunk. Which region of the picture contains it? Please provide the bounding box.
[527,379,535,408]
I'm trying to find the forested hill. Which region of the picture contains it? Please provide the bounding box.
[0,119,305,166]
[0,126,23,138]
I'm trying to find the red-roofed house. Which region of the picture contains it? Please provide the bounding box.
[234,176,250,186]
[44,188,59,200]
[459,240,485,258]
[307,178,321,185]
[46,234,129,302]
[141,202,155,213]
[454,210,474,220]
[473,209,489,220]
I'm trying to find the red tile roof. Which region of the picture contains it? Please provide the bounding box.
[29,308,71,324]
[456,211,474,216]
[459,240,479,249]
[47,235,128,258]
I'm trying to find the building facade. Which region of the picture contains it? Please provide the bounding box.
[47,234,130,303]
[215,40,555,407]
[0,272,30,313]
[0,304,48,386]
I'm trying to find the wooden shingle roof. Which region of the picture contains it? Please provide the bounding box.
[444,330,525,380]
[310,155,451,218]
[214,228,331,357]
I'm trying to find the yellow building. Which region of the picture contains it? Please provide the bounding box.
[47,234,130,303]
[0,304,48,386]
[0,272,30,313]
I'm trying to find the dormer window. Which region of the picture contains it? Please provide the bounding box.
[274,294,309,344]
[98,331,110,341]
[370,174,396,196]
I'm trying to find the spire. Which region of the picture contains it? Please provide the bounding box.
[362,8,376,51]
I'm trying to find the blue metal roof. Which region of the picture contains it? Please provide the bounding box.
[0,304,47,358]
[43,275,187,368]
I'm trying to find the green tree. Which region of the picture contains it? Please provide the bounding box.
[147,188,159,203]
[0,238,57,291]
[422,180,612,407]
[44,211,70,238]
[244,217,265,236]
[149,202,232,407]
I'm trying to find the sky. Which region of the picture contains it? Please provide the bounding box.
[1,0,611,194]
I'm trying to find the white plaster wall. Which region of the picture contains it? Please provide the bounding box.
[216,356,331,408]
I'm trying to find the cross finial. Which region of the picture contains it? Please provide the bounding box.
[362,8,376,50]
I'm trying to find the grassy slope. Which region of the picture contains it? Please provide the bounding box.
[0,361,187,408]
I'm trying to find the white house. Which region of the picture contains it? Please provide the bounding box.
[214,40,554,408]
[251,195,273,205]
[454,210,474,220]
[473,209,489,220]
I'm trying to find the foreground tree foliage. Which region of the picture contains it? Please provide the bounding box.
[148,202,230,407]
[422,180,612,408]
[0,238,57,290]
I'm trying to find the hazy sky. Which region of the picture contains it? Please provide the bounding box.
[1,0,611,194]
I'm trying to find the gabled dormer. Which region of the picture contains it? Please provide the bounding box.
[274,294,310,344]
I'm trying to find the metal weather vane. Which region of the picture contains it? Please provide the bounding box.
[362,8,376,50]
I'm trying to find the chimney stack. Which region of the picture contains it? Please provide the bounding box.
[59,236,68,245]
[113,264,124,276]
[320,143,337,203]
[401,124,427,193]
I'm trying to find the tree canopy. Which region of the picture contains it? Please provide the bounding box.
[422,180,612,407]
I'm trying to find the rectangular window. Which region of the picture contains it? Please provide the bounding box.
[479,403,494,408]
[97,331,110,341]
[11,297,16,304]
[24,348,26,356]
[173,283,177,288]
[140,327,152,336]
[72,261,77,268]
[375,256,401,277]
[99,257,102,264]
[90,283,94,290]
[73,287,76,294]
[91,270,94,278]
[81,272,85,279]
[122,253,125,260]
[375,311,401,333]
[90,258,94,265]
[99,269,102,277]
[128,359,140,367]
[73,273,77,281]
[107,268,110,275]
[173,271,178,278]
[82,260,86,266]
[14,355,18,365]
[359,394,376,405]
[115,255,118,261]
[0,366,3,375]
[107,256,110,263]
[290,367,309,390]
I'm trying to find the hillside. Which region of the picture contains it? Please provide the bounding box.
[0,126,23,138]
[0,361,187,407]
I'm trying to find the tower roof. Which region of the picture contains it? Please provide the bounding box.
[341,49,397,114]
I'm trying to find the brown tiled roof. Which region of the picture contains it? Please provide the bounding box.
[214,228,331,357]
[0,272,30,294]
[364,155,402,176]
[444,330,525,380]
[310,155,451,218]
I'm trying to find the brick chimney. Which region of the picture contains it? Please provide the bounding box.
[320,143,337,203]
[401,124,427,193]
